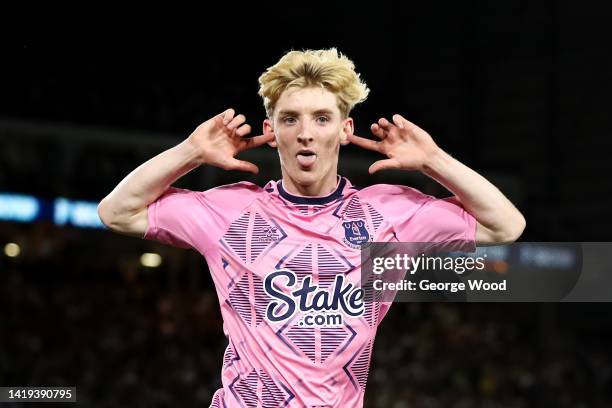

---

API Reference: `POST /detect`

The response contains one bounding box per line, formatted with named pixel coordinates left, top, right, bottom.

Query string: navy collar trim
left=278, top=177, right=346, bottom=205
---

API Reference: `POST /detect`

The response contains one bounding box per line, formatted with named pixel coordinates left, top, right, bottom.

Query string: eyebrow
left=278, top=109, right=335, bottom=116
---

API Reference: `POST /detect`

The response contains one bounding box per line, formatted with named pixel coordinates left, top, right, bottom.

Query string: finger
left=369, top=159, right=399, bottom=174
left=348, top=134, right=380, bottom=152
left=235, top=123, right=252, bottom=137
left=227, top=114, right=246, bottom=131
left=222, top=108, right=235, bottom=125
left=377, top=117, right=394, bottom=131
left=228, top=158, right=259, bottom=174
left=392, top=114, right=417, bottom=130
left=391, top=114, right=406, bottom=129
left=370, top=123, right=386, bottom=139
left=378, top=117, right=403, bottom=139
left=240, top=133, right=275, bottom=149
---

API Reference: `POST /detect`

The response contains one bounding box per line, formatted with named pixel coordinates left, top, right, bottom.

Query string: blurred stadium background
left=2, top=2, right=612, bottom=406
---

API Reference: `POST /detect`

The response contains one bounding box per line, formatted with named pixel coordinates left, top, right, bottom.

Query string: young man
left=98, top=49, right=525, bottom=407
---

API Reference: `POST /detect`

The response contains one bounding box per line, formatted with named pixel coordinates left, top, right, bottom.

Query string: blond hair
left=258, top=48, right=369, bottom=119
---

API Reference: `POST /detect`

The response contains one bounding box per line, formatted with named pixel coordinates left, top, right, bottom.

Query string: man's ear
left=340, top=117, right=354, bottom=146
left=263, top=119, right=277, bottom=148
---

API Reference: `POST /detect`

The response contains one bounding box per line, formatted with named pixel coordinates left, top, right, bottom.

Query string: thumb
left=369, top=159, right=398, bottom=174
left=228, top=158, right=259, bottom=174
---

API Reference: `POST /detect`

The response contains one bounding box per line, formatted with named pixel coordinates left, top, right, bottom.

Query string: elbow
left=477, top=211, right=526, bottom=246
left=98, top=197, right=126, bottom=231
left=98, top=197, right=147, bottom=236
left=502, top=212, right=526, bottom=243
left=97, top=198, right=115, bottom=229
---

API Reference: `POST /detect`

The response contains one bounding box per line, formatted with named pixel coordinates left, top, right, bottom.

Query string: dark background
left=2, top=2, right=612, bottom=406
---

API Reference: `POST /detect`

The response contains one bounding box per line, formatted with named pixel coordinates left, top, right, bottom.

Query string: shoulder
left=188, top=181, right=266, bottom=217
left=157, top=182, right=264, bottom=212
left=159, top=182, right=263, bottom=200
left=356, top=183, right=432, bottom=205
left=200, top=181, right=264, bottom=201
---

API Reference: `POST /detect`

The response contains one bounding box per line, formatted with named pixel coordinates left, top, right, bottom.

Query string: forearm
left=422, top=148, right=526, bottom=240
left=98, top=138, right=202, bottom=226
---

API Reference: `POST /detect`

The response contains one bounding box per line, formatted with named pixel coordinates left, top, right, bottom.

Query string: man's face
left=264, top=87, right=353, bottom=190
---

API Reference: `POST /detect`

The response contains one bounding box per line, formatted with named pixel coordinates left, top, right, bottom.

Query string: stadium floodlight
left=140, top=253, right=162, bottom=268
left=4, top=242, right=20, bottom=258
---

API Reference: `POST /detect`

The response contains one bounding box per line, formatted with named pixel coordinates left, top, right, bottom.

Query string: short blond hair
left=258, top=48, right=369, bottom=119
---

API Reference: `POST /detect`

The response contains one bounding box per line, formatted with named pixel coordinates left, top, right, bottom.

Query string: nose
left=297, top=121, right=314, bottom=144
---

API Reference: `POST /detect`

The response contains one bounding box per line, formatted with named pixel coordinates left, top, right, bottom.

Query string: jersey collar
left=278, top=176, right=347, bottom=205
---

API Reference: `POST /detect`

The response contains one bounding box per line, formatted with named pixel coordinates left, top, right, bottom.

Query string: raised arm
left=97, top=108, right=273, bottom=237
left=348, top=114, right=526, bottom=245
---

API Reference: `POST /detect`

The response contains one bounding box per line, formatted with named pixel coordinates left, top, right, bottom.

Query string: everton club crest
left=342, top=220, right=373, bottom=249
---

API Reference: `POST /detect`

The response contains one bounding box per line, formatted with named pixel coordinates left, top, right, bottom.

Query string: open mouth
left=296, top=150, right=317, bottom=167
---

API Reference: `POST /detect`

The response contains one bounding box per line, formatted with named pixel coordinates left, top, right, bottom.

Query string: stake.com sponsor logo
left=263, top=269, right=364, bottom=327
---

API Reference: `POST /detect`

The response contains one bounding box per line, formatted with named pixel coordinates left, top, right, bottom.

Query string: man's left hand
left=348, top=114, right=441, bottom=174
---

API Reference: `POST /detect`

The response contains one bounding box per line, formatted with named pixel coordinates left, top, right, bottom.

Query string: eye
left=282, top=116, right=296, bottom=125
left=316, top=116, right=330, bottom=124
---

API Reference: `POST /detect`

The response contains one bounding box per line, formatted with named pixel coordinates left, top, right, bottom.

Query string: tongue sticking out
left=297, top=154, right=316, bottom=167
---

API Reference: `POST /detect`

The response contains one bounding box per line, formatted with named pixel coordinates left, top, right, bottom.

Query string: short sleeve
left=144, top=187, right=208, bottom=250
left=361, top=184, right=477, bottom=252
left=396, top=195, right=477, bottom=252
left=144, top=183, right=262, bottom=254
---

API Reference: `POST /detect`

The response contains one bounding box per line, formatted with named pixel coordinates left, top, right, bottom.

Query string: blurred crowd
left=371, top=303, right=612, bottom=407
left=1, top=224, right=611, bottom=407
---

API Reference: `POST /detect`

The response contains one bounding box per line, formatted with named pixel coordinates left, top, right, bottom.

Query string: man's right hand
left=188, top=108, right=274, bottom=174
left=98, top=108, right=273, bottom=237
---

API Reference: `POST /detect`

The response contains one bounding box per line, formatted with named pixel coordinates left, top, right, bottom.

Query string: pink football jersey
left=145, top=176, right=476, bottom=407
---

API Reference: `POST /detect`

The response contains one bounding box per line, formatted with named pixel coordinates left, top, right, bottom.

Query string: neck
left=281, top=171, right=339, bottom=197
